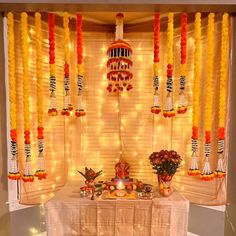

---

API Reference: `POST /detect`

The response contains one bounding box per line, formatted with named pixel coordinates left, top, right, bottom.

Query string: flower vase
left=157, top=174, right=174, bottom=197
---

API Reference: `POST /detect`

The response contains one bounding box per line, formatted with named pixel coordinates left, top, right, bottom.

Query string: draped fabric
left=9, top=14, right=228, bottom=205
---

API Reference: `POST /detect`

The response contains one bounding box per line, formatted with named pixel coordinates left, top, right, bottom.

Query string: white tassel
left=115, top=13, right=124, bottom=41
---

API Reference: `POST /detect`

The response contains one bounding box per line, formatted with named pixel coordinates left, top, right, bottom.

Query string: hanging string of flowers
left=7, top=12, right=21, bottom=180
left=151, top=13, right=161, bottom=115
left=61, top=12, right=73, bottom=116
left=48, top=13, right=57, bottom=116
left=163, top=13, right=175, bottom=118
left=188, top=12, right=201, bottom=177
left=177, top=13, right=188, bottom=114
left=201, top=13, right=215, bottom=181
left=75, top=14, right=86, bottom=117
left=215, top=13, right=229, bottom=179
left=21, top=12, right=34, bottom=182
left=34, top=12, right=47, bottom=180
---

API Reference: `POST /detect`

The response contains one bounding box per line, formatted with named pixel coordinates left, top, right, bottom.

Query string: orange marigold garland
left=151, top=13, right=161, bottom=115
left=215, top=13, right=229, bottom=178
left=21, top=12, right=34, bottom=182
left=48, top=13, right=57, bottom=116
left=188, top=13, right=201, bottom=177
left=61, top=12, right=73, bottom=116
left=201, top=13, right=215, bottom=181
left=34, top=13, right=47, bottom=180
left=7, top=12, right=21, bottom=180
left=177, top=13, right=188, bottom=114
left=163, top=13, right=175, bottom=118
left=75, top=14, right=86, bottom=117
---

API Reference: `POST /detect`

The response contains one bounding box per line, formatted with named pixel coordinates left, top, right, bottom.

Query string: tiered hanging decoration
left=75, top=13, right=86, bottom=117
left=163, top=13, right=175, bottom=118
left=201, top=13, right=215, bottom=181
left=215, top=13, right=229, bottom=178
left=106, top=13, right=133, bottom=93
left=177, top=13, right=188, bottom=114
left=34, top=12, right=47, bottom=180
left=188, top=13, right=201, bottom=177
left=61, top=12, right=73, bottom=116
left=21, top=12, right=34, bottom=182
left=48, top=13, right=58, bottom=116
left=7, top=12, right=21, bottom=180
left=151, top=13, right=161, bottom=115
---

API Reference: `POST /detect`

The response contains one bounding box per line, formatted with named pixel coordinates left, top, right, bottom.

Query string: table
left=45, top=182, right=189, bottom=236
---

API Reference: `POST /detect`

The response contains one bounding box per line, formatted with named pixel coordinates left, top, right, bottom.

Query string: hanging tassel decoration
left=163, top=13, right=175, bottom=118
left=21, top=12, right=34, bottom=182
left=151, top=13, right=161, bottom=115
left=61, top=12, right=73, bottom=116
left=7, top=12, right=21, bottom=180
left=201, top=13, right=215, bottom=181
left=48, top=13, right=57, bottom=116
left=215, top=13, right=229, bottom=178
left=177, top=13, right=188, bottom=114
left=75, top=14, right=86, bottom=117
left=188, top=13, right=201, bottom=176
left=34, top=13, right=47, bottom=180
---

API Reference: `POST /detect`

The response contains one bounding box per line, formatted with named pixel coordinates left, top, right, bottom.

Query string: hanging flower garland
left=163, top=13, right=175, bottom=118
left=201, top=13, right=215, bottom=181
left=61, top=12, right=73, bottom=116
left=215, top=13, right=229, bottom=178
left=75, top=14, right=86, bottom=117
left=21, top=12, right=34, bottom=182
left=34, top=12, right=47, bottom=180
left=151, top=13, right=161, bottom=115
left=188, top=12, right=201, bottom=177
left=7, top=12, right=21, bottom=180
left=48, top=13, right=57, bottom=116
left=177, top=13, right=188, bottom=114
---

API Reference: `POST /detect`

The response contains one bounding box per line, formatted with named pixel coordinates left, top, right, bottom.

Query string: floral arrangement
left=34, top=12, right=47, bottom=180
left=177, top=13, right=188, bottom=114
left=7, top=12, right=21, bottom=180
left=75, top=14, right=86, bottom=117
left=163, top=13, right=175, bottom=118
left=48, top=13, right=57, bottom=116
left=151, top=13, right=161, bottom=115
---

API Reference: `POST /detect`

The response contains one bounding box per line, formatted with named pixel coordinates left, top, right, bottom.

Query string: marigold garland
left=34, top=12, right=47, bottom=180
left=215, top=13, right=229, bottom=178
left=201, top=13, right=215, bottom=181
left=75, top=14, right=86, bottom=117
left=188, top=13, right=201, bottom=177
left=21, top=12, right=34, bottom=182
left=48, top=13, right=57, bottom=116
left=163, top=13, right=175, bottom=118
left=7, top=12, right=21, bottom=180
left=151, top=13, right=161, bottom=115
left=177, top=13, right=188, bottom=114
left=61, top=12, right=73, bottom=116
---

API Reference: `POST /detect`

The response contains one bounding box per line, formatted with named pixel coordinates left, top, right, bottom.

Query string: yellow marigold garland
left=21, top=12, right=34, bottom=182
left=201, top=13, right=215, bottom=181
left=215, top=13, right=229, bottom=178
left=7, top=12, right=21, bottom=180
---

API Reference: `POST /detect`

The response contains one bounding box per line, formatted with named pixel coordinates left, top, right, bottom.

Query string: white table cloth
left=45, top=182, right=189, bottom=236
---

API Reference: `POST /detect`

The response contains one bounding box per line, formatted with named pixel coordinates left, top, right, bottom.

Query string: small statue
left=115, top=159, right=130, bottom=179
left=78, top=167, right=102, bottom=188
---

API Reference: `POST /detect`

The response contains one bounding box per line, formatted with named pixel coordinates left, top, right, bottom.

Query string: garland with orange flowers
left=201, top=13, right=215, bottom=181
left=21, top=12, right=34, bottom=182
left=163, top=13, right=175, bottom=118
left=151, top=13, right=161, bottom=115
left=75, top=14, right=86, bottom=117
left=188, top=12, right=201, bottom=177
left=48, top=13, right=57, bottom=116
left=61, top=12, right=73, bottom=116
left=215, top=13, right=229, bottom=178
left=177, top=13, right=188, bottom=114
left=34, top=12, right=47, bottom=180
left=7, top=12, right=21, bottom=180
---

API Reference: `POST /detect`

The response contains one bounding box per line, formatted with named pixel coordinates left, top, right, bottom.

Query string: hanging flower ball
left=75, top=109, right=86, bottom=117
left=151, top=106, right=161, bottom=114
